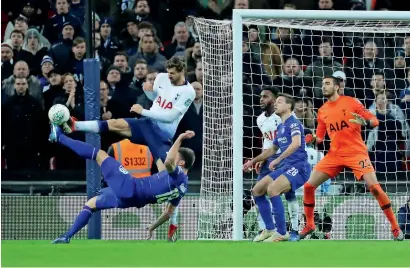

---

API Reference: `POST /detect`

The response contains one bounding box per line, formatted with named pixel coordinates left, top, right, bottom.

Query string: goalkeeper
left=301, top=76, right=404, bottom=241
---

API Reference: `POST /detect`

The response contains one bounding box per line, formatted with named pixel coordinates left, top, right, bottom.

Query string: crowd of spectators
left=1, top=0, right=409, bottom=176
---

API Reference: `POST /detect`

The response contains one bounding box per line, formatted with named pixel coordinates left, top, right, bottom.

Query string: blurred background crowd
left=1, top=0, right=409, bottom=186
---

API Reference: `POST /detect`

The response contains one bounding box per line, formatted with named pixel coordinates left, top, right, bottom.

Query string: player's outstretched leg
left=49, top=124, right=97, bottom=160
left=301, top=170, right=330, bottom=239
left=364, top=173, right=404, bottom=241
left=63, top=117, right=131, bottom=137
left=252, top=177, right=276, bottom=242
left=263, top=175, right=291, bottom=242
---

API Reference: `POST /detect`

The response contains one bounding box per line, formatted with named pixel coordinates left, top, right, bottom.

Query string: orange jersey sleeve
left=352, top=98, right=379, bottom=127
left=317, top=96, right=369, bottom=155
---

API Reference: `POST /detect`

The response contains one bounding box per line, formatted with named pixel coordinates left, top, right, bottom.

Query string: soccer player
left=49, top=125, right=195, bottom=244
left=62, top=56, right=195, bottom=165
left=244, top=93, right=311, bottom=242
left=252, top=87, right=300, bottom=241
left=301, top=76, right=404, bottom=241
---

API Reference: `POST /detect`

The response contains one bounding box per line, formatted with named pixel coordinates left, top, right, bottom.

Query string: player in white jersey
left=247, top=87, right=300, bottom=242
left=60, top=56, right=195, bottom=241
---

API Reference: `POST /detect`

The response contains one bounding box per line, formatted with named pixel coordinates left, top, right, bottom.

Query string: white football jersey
left=256, top=112, right=281, bottom=150
left=150, top=73, right=195, bottom=139
left=305, top=147, right=324, bottom=169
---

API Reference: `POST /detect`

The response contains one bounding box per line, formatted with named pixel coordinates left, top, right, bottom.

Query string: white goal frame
left=231, top=9, right=410, bottom=241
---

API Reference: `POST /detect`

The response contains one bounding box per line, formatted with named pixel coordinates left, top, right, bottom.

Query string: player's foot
left=300, top=224, right=316, bottom=240
left=253, top=229, right=275, bottom=242
left=168, top=224, right=178, bottom=242
left=288, top=230, right=300, bottom=242
left=52, top=236, right=70, bottom=244
left=62, top=116, right=77, bottom=134
left=263, top=231, right=290, bottom=242
left=393, top=229, right=404, bottom=241
left=48, top=124, right=62, bottom=143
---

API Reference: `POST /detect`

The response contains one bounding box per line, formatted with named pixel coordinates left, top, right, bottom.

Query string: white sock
left=169, top=207, right=178, bottom=225
left=257, top=213, right=266, bottom=230
left=74, top=121, right=100, bottom=133
left=288, top=200, right=299, bottom=232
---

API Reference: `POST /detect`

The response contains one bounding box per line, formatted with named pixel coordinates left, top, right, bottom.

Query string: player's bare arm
left=243, top=145, right=278, bottom=171
left=147, top=203, right=177, bottom=239
left=269, top=134, right=301, bottom=170
left=165, top=131, right=195, bottom=173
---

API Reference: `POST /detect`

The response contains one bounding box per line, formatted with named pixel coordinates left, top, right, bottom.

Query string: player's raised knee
left=85, top=196, right=97, bottom=209
left=107, top=119, right=129, bottom=131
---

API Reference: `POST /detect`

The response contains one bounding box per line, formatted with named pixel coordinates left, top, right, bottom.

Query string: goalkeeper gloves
left=349, top=112, right=368, bottom=126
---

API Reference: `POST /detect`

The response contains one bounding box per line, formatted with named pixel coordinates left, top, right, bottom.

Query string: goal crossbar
left=231, top=9, right=410, bottom=241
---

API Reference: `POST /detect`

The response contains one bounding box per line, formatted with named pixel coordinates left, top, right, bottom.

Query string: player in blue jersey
left=49, top=125, right=195, bottom=244
left=243, top=93, right=311, bottom=242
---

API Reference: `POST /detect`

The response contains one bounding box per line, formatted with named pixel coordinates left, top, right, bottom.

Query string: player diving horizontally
left=62, top=56, right=195, bottom=240
left=301, top=76, right=404, bottom=241
left=243, top=93, right=311, bottom=242
left=249, top=87, right=300, bottom=241
left=50, top=127, right=196, bottom=244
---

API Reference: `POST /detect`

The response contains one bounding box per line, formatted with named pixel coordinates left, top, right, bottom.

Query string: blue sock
left=254, top=196, right=275, bottom=230
left=270, top=196, right=287, bottom=235
left=65, top=206, right=93, bottom=238
left=58, top=134, right=97, bottom=160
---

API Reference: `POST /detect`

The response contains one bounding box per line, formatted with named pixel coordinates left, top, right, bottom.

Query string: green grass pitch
left=2, top=240, right=410, bottom=267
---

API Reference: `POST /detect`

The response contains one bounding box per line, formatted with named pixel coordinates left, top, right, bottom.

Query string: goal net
left=194, top=11, right=410, bottom=240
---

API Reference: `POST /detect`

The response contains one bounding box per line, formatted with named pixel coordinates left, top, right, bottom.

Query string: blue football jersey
left=135, top=167, right=188, bottom=207
left=273, top=115, right=307, bottom=165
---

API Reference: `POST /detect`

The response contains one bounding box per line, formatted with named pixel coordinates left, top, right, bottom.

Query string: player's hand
left=349, top=112, right=367, bottom=126
left=268, top=158, right=280, bottom=171
left=143, top=82, right=154, bottom=91
left=130, top=104, right=144, bottom=114
left=102, top=111, right=112, bottom=120
left=146, top=227, right=153, bottom=240
left=178, top=130, right=195, bottom=140
left=254, top=161, right=263, bottom=174
left=305, top=134, right=316, bottom=144
left=243, top=159, right=253, bottom=172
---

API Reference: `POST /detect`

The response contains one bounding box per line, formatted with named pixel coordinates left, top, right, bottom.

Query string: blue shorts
left=123, top=118, right=172, bottom=162
left=257, top=156, right=278, bottom=181
left=268, top=162, right=311, bottom=192
left=96, top=157, right=145, bottom=209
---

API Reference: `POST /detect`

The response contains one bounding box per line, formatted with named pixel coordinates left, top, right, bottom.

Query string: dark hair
left=10, top=29, right=24, bottom=39
left=277, top=93, right=295, bottom=110
left=179, top=147, right=195, bottom=170
left=323, top=75, right=341, bottom=87
left=73, top=37, right=86, bottom=46
left=115, top=51, right=129, bottom=61
left=166, top=56, right=186, bottom=72
left=147, top=67, right=158, bottom=74
left=320, top=37, right=332, bottom=46
left=137, top=21, right=156, bottom=34
left=262, top=86, right=279, bottom=97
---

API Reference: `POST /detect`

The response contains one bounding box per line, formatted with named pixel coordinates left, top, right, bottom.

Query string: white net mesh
left=195, top=16, right=410, bottom=240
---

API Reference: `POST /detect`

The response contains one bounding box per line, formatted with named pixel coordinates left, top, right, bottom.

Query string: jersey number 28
left=155, top=188, right=179, bottom=204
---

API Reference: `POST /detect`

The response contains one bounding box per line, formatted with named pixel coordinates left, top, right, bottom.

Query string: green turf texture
left=2, top=240, right=410, bottom=267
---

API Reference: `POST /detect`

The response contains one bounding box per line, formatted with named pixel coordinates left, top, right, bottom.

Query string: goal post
left=195, top=10, right=410, bottom=241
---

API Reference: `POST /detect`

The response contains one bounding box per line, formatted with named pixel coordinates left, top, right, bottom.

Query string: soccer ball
left=48, top=104, right=70, bottom=125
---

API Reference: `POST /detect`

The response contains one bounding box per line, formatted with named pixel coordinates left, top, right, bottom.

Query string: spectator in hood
left=49, top=22, right=75, bottom=73
left=5, top=15, right=50, bottom=48
left=121, top=18, right=140, bottom=53
left=99, top=17, right=120, bottom=61
left=43, top=0, right=84, bottom=44
left=1, top=40, right=14, bottom=82
left=16, top=28, right=49, bottom=76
